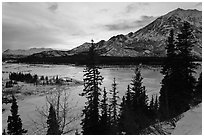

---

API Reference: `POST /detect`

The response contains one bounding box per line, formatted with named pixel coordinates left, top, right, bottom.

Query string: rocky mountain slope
left=68, top=8, right=201, bottom=58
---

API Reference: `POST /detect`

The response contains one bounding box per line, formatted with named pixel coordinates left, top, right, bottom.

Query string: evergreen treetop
left=47, top=104, right=61, bottom=135
left=7, top=95, right=27, bottom=135
left=80, top=40, right=103, bottom=135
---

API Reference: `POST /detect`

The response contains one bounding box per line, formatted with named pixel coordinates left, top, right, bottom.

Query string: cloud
left=194, top=3, right=202, bottom=10
left=125, top=3, right=149, bottom=13
left=2, top=18, right=67, bottom=50
left=97, top=8, right=109, bottom=13
left=104, top=15, right=156, bottom=31
left=48, top=2, right=58, bottom=13
left=2, top=2, right=201, bottom=51
left=134, top=15, right=156, bottom=27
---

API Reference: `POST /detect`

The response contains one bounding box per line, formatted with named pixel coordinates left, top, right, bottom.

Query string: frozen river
left=2, top=63, right=201, bottom=134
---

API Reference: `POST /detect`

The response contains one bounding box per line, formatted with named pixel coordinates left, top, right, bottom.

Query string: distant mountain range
left=3, top=48, right=53, bottom=59
left=3, top=8, right=202, bottom=62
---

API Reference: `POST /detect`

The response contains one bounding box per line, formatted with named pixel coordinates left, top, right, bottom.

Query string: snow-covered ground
left=172, top=103, right=202, bottom=135
left=142, top=103, right=202, bottom=135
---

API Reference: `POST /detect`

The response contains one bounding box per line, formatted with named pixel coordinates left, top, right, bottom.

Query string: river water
left=2, top=63, right=201, bottom=134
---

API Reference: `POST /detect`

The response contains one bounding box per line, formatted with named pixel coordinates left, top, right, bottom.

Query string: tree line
left=8, top=72, right=63, bottom=86
left=9, top=72, right=39, bottom=85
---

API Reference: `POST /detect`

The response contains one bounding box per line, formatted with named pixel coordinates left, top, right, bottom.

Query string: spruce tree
left=119, top=67, right=150, bottom=134
left=159, top=29, right=180, bottom=119
left=159, top=23, right=198, bottom=120
left=109, top=78, right=120, bottom=134
left=119, top=86, right=133, bottom=134
left=7, top=95, right=27, bottom=135
left=131, top=67, right=150, bottom=132
left=131, top=67, right=148, bottom=111
left=46, top=104, right=61, bottom=135
left=176, top=22, right=197, bottom=107
left=154, top=95, right=159, bottom=112
left=161, top=29, right=177, bottom=75
left=45, top=76, right=49, bottom=85
left=80, top=40, right=103, bottom=135
left=119, top=96, right=126, bottom=134
left=149, top=95, right=154, bottom=112
left=125, top=85, right=131, bottom=106
left=99, top=87, right=109, bottom=134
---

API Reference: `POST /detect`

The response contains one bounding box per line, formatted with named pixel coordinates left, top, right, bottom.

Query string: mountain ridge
left=66, top=8, right=201, bottom=58
left=3, top=8, right=202, bottom=61
left=2, top=48, right=54, bottom=59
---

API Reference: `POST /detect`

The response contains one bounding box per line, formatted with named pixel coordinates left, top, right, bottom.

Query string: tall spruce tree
left=154, top=95, right=159, bottom=112
left=159, top=23, right=198, bottom=120
left=80, top=40, right=103, bottom=135
left=131, top=67, right=148, bottom=111
left=47, top=104, right=61, bottom=135
left=119, top=85, right=134, bottom=134
left=99, top=87, right=109, bottom=134
left=149, top=95, right=154, bottom=112
left=159, top=29, right=176, bottom=119
left=125, top=85, right=131, bottom=106
left=109, top=78, right=120, bottom=134
left=176, top=22, right=197, bottom=107
left=7, top=95, right=27, bottom=135
left=119, top=67, right=151, bottom=134
left=131, top=67, right=150, bottom=132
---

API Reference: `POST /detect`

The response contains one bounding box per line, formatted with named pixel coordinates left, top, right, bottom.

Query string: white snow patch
left=172, top=103, right=202, bottom=135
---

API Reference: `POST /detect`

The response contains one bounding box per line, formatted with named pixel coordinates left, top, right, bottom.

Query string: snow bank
left=172, top=103, right=202, bottom=135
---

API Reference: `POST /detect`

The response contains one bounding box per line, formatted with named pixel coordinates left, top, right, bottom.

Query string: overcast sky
left=2, top=2, right=202, bottom=51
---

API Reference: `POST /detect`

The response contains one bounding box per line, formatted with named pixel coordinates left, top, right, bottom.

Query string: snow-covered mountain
left=68, top=8, right=201, bottom=58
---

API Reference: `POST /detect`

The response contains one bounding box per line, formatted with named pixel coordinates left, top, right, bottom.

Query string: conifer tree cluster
left=9, top=72, right=39, bottom=84
left=159, top=22, right=199, bottom=120
left=80, top=21, right=200, bottom=135
left=119, top=67, right=156, bottom=134
left=80, top=41, right=121, bottom=135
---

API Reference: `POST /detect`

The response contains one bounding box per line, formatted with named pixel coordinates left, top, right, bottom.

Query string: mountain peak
left=175, top=8, right=184, bottom=11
